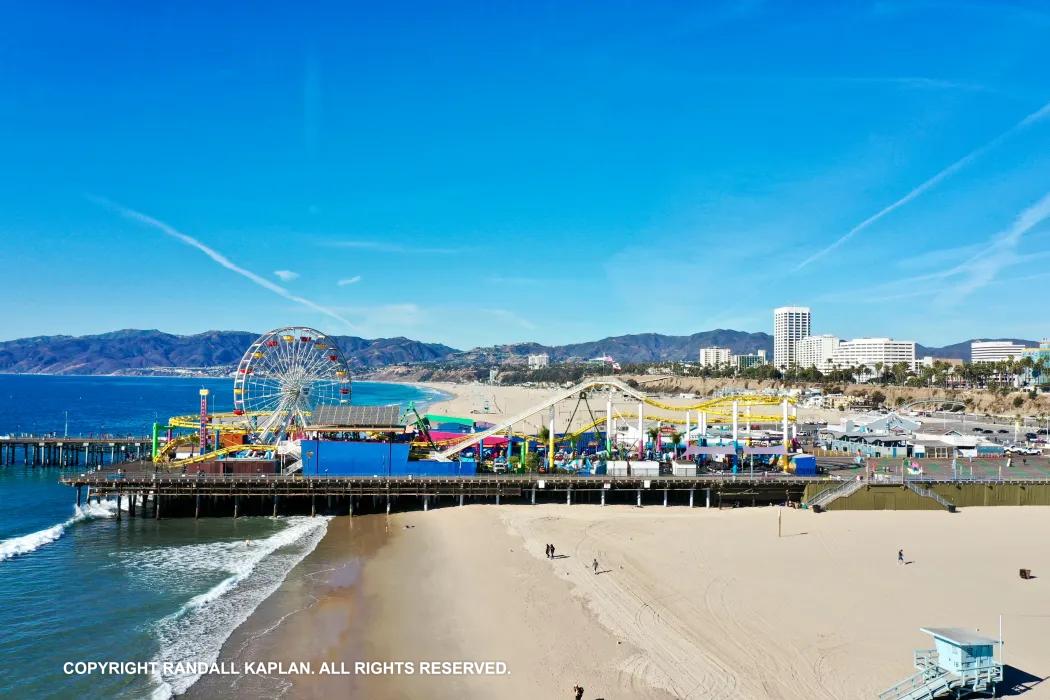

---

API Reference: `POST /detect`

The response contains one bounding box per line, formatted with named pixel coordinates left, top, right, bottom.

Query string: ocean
left=0, top=374, right=444, bottom=699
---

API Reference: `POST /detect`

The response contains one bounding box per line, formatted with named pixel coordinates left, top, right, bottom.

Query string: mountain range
left=0, top=329, right=1037, bottom=375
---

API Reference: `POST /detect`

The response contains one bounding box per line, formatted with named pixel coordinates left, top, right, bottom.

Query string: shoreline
left=186, top=505, right=1050, bottom=699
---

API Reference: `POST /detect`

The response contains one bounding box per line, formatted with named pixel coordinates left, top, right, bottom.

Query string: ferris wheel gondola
left=232, top=326, right=352, bottom=443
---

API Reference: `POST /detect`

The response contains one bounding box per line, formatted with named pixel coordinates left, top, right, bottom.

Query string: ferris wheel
left=232, top=326, right=351, bottom=442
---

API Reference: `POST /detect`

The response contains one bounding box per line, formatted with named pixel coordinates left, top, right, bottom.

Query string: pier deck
left=1, top=435, right=151, bottom=467
left=59, top=472, right=821, bottom=517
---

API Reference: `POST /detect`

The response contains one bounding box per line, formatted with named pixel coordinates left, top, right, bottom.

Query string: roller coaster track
left=434, top=377, right=795, bottom=459
left=159, top=443, right=278, bottom=468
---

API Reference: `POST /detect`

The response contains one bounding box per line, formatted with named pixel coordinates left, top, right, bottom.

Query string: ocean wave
left=149, top=516, right=330, bottom=699
left=0, top=500, right=117, bottom=563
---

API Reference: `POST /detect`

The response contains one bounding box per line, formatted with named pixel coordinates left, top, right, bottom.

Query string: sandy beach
left=194, top=504, right=1050, bottom=699
left=418, top=380, right=841, bottom=435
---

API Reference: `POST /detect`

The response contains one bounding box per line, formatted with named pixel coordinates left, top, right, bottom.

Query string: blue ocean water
left=0, top=375, right=444, bottom=699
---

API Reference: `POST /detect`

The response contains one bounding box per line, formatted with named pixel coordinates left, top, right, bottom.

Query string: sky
left=1, top=1, right=1049, bottom=349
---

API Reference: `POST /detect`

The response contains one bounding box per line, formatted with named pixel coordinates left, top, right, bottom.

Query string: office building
left=734, top=350, right=768, bottom=370
left=527, top=353, right=549, bottom=369
left=832, top=338, right=916, bottom=375
left=773, top=306, right=811, bottom=369
left=698, top=347, right=732, bottom=368
left=970, top=341, right=1028, bottom=364
left=796, top=335, right=840, bottom=373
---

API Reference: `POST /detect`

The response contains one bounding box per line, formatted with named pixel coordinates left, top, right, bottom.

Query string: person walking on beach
left=545, top=544, right=552, bottom=559
left=573, top=683, right=584, bottom=699
left=593, top=558, right=599, bottom=574
left=551, top=544, right=556, bottom=558
left=898, top=549, right=904, bottom=565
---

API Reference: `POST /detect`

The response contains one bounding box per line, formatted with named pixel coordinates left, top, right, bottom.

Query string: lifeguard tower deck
left=880, top=627, right=1002, bottom=699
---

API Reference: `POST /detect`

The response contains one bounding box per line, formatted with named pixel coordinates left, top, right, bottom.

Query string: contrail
left=91, top=196, right=356, bottom=329
left=794, top=99, right=1050, bottom=271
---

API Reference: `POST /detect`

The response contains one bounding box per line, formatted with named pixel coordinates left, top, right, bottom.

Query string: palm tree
left=646, top=426, right=660, bottom=455
left=671, top=431, right=683, bottom=457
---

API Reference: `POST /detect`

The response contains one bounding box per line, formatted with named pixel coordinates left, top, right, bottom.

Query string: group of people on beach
left=545, top=543, right=556, bottom=558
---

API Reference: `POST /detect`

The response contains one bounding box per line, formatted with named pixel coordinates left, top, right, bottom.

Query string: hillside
left=0, top=330, right=458, bottom=375
left=0, top=329, right=1035, bottom=376
left=451, top=330, right=774, bottom=366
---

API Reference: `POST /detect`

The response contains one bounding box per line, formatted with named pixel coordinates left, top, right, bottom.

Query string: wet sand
left=195, top=505, right=1050, bottom=699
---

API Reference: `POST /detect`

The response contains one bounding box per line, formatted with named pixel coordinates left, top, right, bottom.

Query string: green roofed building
left=425, top=414, right=475, bottom=428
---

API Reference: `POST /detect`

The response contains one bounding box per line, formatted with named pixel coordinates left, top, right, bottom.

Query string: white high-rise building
left=698, top=347, right=732, bottom=368
left=773, top=306, right=811, bottom=369
left=832, top=338, right=916, bottom=375
left=796, top=335, right=840, bottom=372
left=970, top=341, right=1027, bottom=364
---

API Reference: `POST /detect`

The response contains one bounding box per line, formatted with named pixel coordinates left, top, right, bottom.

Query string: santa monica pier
left=43, top=326, right=1050, bottom=518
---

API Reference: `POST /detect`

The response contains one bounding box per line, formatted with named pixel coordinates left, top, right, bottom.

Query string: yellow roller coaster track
left=158, top=443, right=279, bottom=468
left=165, top=392, right=790, bottom=434
left=410, top=408, right=794, bottom=449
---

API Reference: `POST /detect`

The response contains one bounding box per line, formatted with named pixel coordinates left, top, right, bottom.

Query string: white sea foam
left=0, top=500, right=117, bottom=563
left=148, top=516, right=330, bottom=699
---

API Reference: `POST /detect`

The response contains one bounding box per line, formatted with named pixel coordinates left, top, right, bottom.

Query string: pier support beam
left=663, top=488, right=668, bottom=507
left=310, top=495, right=316, bottom=517
left=195, top=493, right=201, bottom=519
left=154, top=494, right=161, bottom=520
left=531, top=487, right=536, bottom=505
left=689, top=488, right=695, bottom=508
left=386, top=498, right=391, bottom=515
left=348, top=497, right=353, bottom=516
left=233, top=497, right=239, bottom=519
left=566, top=488, right=572, bottom=506
left=273, top=495, right=278, bottom=517
left=129, top=495, right=136, bottom=518
left=637, top=489, right=642, bottom=507
left=76, top=486, right=82, bottom=508
left=705, top=488, right=711, bottom=509
left=423, top=495, right=429, bottom=511
left=495, top=493, right=500, bottom=505
left=115, top=493, right=122, bottom=521
left=600, top=489, right=606, bottom=506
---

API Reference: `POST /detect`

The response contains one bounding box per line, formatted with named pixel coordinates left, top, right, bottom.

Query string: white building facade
left=796, top=335, right=840, bottom=372
left=698, top=347, right=732, bottom=368
left=773, top=306, right=811, bottom=369
left=970, top=341, right=1027, bottom=364
left=832, top=338, right=916, bottom=375
left=526, top=353, right=549, bottom=369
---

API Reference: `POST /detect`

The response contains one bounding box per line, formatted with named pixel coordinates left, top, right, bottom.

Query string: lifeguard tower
left=880, top=627, right=1002, bottom=699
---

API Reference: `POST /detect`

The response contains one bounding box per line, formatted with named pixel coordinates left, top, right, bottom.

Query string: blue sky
left=1, top=1, right=1049, bottom=349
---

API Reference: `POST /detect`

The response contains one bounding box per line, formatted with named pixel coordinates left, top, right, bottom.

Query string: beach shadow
left=782, top=532, right=809, bottom=537
left=998, top=665, right=1045, bottom=696
left=905, top=561, right=915, bottom=565
left=552, top=554, right=570, bottom=559
left=596, top=569, right=613, bottom=575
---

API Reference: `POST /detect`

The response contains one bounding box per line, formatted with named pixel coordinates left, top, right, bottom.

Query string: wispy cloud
left=337, top=275, right=362, bottom=286
left=91, top=196, right=356, bottom=329
left=817, top=192, right=1050, bottom=305
left=941, top=191, right=1050, bottom=301
left=323, top=240, right=467, bottom=255
left=273, top=270, right=299, bottom=282
left=794, top=99, right=1050, bottom=271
